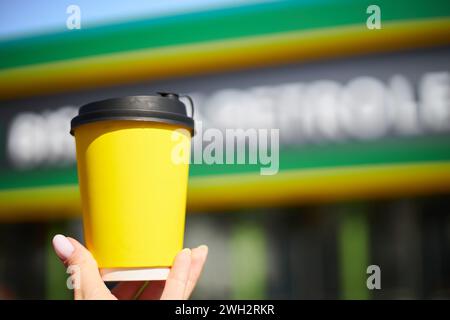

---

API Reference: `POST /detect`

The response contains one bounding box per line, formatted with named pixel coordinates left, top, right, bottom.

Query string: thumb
left=52, top=234, right=114, bottom=300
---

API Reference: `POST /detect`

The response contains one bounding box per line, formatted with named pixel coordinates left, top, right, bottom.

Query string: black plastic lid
left=70, top=93, right=194, bottom=135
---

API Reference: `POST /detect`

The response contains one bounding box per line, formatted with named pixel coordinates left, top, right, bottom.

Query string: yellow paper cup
left=70, top=93, right=194, bottom=281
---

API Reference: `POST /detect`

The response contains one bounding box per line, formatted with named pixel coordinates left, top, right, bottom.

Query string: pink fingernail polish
left=52, top=234, right=75, bottom=260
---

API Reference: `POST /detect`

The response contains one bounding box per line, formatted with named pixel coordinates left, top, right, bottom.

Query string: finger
left=161, top=248, right=191, bottom=300
left=112, top=281, right=145, bottom=300
left=52, top=234, right=114, bottom=300
left=184, top=245, right=208, bottom=299
left=137, top=280, right=165, bottom=300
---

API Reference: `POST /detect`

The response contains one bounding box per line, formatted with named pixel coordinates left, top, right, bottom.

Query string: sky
left=0, top=0, right=265, bottom=39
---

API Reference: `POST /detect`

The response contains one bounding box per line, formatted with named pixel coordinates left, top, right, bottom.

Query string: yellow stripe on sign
left=0, top=185, right=81, bottom=222
left=1, top=162, right=450, bottom=221
left=0, top=18, right=449, bottom=100
left=188, top=161, right=450, bottom=211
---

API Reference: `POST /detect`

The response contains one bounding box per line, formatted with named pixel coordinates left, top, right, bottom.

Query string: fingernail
left=178, top=248, right=191, bottom=259
left=52, top=234, right=75, bottom=260
left=197, top=245, right=209, bottom=253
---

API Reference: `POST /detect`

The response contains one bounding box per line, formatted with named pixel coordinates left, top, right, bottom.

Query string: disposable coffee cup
left=70, top=93, right=194, bottom=281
